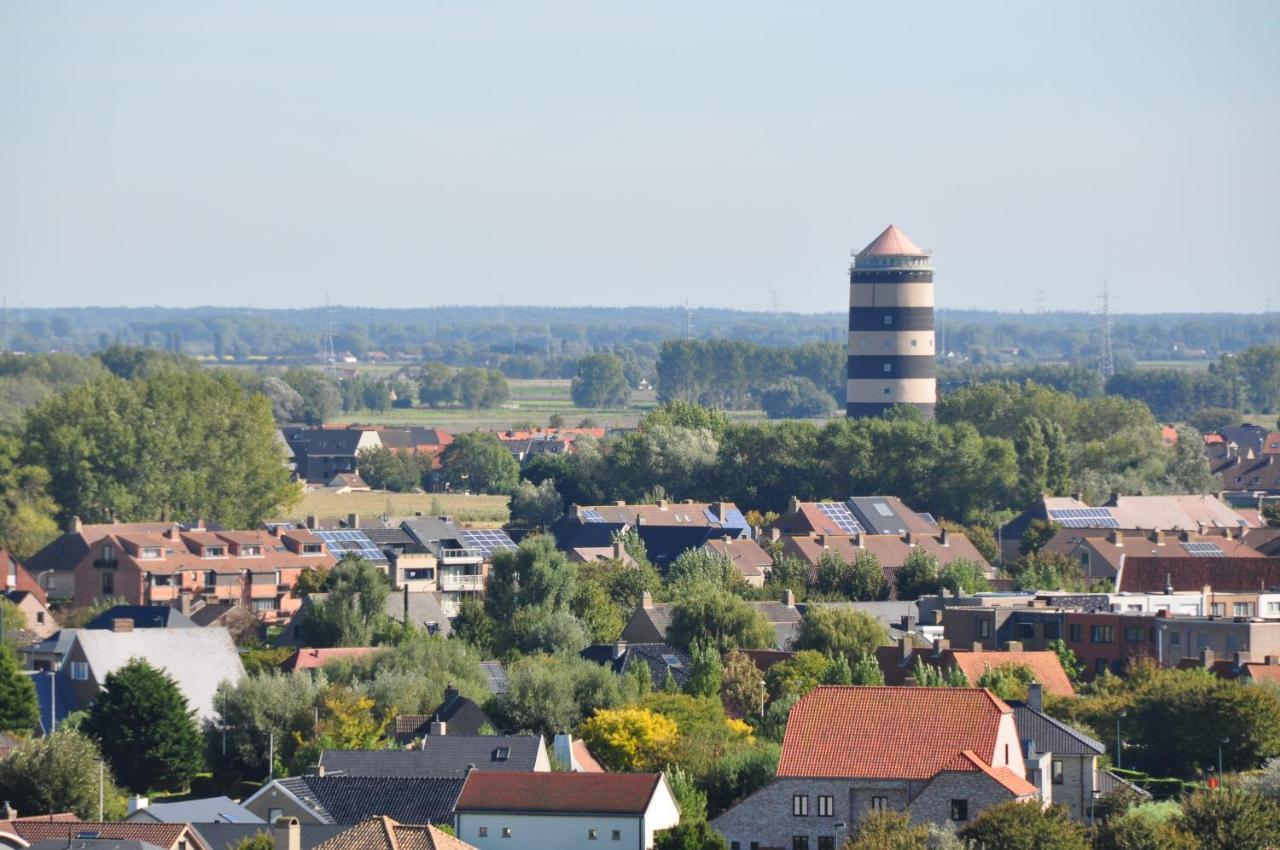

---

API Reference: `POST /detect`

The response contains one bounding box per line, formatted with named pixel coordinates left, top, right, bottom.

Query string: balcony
left=92, top=559, right=119, bottom=569
left=439, top=548, right=484, bottom=564
left=439, top=574, right=485, bottom=592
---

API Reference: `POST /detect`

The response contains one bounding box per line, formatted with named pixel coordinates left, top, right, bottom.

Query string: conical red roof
left=859, top=224, right=924, bottom=257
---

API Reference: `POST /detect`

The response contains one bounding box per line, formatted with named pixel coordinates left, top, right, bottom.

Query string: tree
left=1046, top=639, right=1084, bottom=683
left=485, top=534, right=578, bottom=620
left=498, top=655, right=628, bottom=738
left=1093, top=802, right=1196, bottom=850
left=958, top=801, right=1088, bottom=850
left=508, top=478, right=564, bottom=530
left=653, top=822, right=728, bottom=850
left=842, top=810, right=929, bottom=850
left=572, top=353, right=631, bottom=408
left=850, top=652, right=885, bottom=685
left=0, top=644, right=39, bottom=733
left=576, top=707, right=678, bottom=771
left=758, top=377, right=836, bottom=420
left=937, top=559, right=990, bottom=595
left=667, top=548, right=741, bottom=594
left=893, top=550, right=941, bottom=599
left=721, top=651, right=763, bottom=717
left=664, top=765, right=708, bottom=822
left=299, top=556, right=391, bottom=647
left=666, top=593, right=775, bottom=653
left=23, top=370, right=298, bottom=527
left=229, top=834, right=275, bottom=850
left=259, top=376, right=305, bottom=422
left=290, top=684, right=387, bottom=774
left=764, top=650, right=831, bottom=702
left=356, top=446, right=422, bottom=492
left=0, top=434, right=59, bottom=560
left=83, top=659, right=204, bottom=793
left=976, top=662, right=1037, bottom=702
left=1188, top=406, right=1240, bottom=435
left=440, top=431, right=520, bottom=494
left=0, top=730, right=127, bottom=819
left=1178, top=786, right=1280, bottom=850
left=685, top=640, right=723, bottom=699
left=703, top=742, right=779, bottom=816
left=792, top=606, right=887, bottom=660
left=206, top=672, right=326, bottom=782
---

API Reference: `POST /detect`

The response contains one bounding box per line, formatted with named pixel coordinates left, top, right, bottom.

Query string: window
left=588, top=829, right=598, bottom=840
left=268, top=809, right=282, bottom=822
left=950, top=800, right=968, bottom=822
left=792, top=838, right=809, bottom=850
left=882, top=363, right=892, bottom=373
left=204, top=571, right=216, bottom=588
left=303, top=543, right=323, bottom=554
left=492, top=747, right=510, bottom=761
left=818, top=839, right=835, bottom=850
left=1018, top=622, right=1035, bottom=639
left=140, top=547, right=162, bottom=560
left=36, top=611, right=44, bottom=624
left=405, top=568, right=435, bottom=580
left=910, top=339, right=918, bottom=348
left=1052, top=760, right=1064, bottom=785
left=1170, top=630, right=1181, bottom=646
left=205, top=546, right=226, bottom=558
left=101, top=571, right=113, bottom=595
left=793, top=795, right=809, bottom=816
left=612, top=832, right=621, bottom=841
left=1095, top=658, right=1109, bottom=675
left=1235, top=603, right=1256, bottom=617
left=1091, top=625, right=1114, bottom=644
left=477, top=828, right=488, bottom=838
left=1212, top=603, right=1225, bottom=617
left=883, top=315, right=893, bottom=326
left=1044, top=622, right=1061, bottom=639
left=501, top=828, right=511, bottom=838
left=1197, top=632, right=1210, bottom=649
left=1069, top=623, right=1084, bottom=642
left=883, top=388, right=891, bottom=395
left=871, top=796, right=888, bottom=810
left=818, top=795, right=833, bottom=816
left=1124, top=626, right=1145, bottom=642
left=241, top=545, right=261, bottom=556
left=978, top=619, right=992, bottom=638
left=252, top=599, right=275, bottom=612
left=732, top=844, right=740, bottom=850
left=101, top=544, right=116, bottom=563
left=71, top=661, right=89, bottom=681
left=153, top=575, right=172, bottom=587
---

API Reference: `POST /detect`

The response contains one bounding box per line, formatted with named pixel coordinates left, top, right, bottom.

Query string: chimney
left=904, top=532, right=916, bottom=547
left=656, top=499, right=669, bottom=510
left=853, top=532, right=865, bottom=549
left=613, top=640, right=628, bottom=661
left=1151, top=529, right=1165, bottom=546
left=429, top=720, right=447, bottom=736
left=783, top=588, right=796, bottom=608
left=111, top=618, right=134, bottom=633
left=641, top=591, right=653, bottom=610
left=127, top=795, right=149, bottom=815
left=1027, top=682, right=1044, bottom=713
left=1234, top=651, right=1250, bottom=671
left=274, top=817, right=301, bottom=850
left=1267, top=656, right=1280, bottom=666
left=613, top=500, right=626, bottom=507
left=971, top=641, right=984, bottom=653
left=903, top=676, right=917, bottom=687
left=66, top=516, right=82, bottom=536
left=1164, top=573, right=1174, bottom=595
left=1198, top=521, right=1207, bottom=536
left=0, top=802, right=15, bottom=820
left=1070, top=492, right=1083, bottom=502
left=715, top=502, right=728, bottom=522
left=787, top=496, right=800, bottom=515
left=900, top=614, right=915, bottom=632
left=305, top=515, right=318, bottom=530
left=816, top=534, right=827, bottom=548
left=347, top=513, right=359, bottom=529
left=1006, top=640, right=1023, bottom=652
left=769, top=528, right=781, bottom=543
left=899, top=637, right=912, bottom=662
left=178, top=593, right=192, bottom=615
left=1109, top=530, right=1123, bottom=547
left=933, top=638, right=950, bottom=657
left=1200, top=648, right=1215, bottom=669
left=940, top=528, right=950, bottom=547
left=1107, top=492, right=1121, bottom=507
left=444, top=683, right=460, bottom=707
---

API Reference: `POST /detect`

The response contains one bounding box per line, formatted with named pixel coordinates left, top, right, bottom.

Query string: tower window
left=883, top=388, right=891, bottom=395
left=911, top=339, right=918, bottom=348
left=883, top=315, right=893, bottom=325
left=882, top=363, right=891, bottom=373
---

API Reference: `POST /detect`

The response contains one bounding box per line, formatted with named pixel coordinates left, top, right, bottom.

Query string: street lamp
left=1115, top=710, right=1127, bottom=770
left=759, top=680, right=766, bottom=719
left=95, top=757, right=105, bottom=820
left=46, top=669, right=56, bottom=735
left=1219, top=736, right=1230, bottom=780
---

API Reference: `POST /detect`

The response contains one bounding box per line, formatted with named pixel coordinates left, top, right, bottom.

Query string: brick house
left=712, top=686, right=1038, bottom=849
left=873, top=638, right=1075, bottom=696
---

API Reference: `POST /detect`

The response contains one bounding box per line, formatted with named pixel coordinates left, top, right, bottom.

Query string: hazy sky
left=2, top=2, right=1277, bottom=313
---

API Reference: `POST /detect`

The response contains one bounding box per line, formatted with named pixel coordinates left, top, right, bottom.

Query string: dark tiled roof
left=191, top=825, right=347, bottom=850
left=189, top=603, right=238, bottom=627
left=319, top=737, right=543, bottom=778
left=1008, top=702, right=1104, bottom=756
left=278, top=776, right=334, bottom=822
left=303, top=777, right=464, bottom=826
left=14, top=824, right=200, bottom=850
left=312, top=817, right=470, bottom=850
left=456, top=772, right=661, bottom=815
left=580, top=643, right=693, bottom=689
left=28, top=841, right=166, bottom=850
left=85, top=605, right=198, bottom=630
left=1116, top=556, right=1280, bottom=593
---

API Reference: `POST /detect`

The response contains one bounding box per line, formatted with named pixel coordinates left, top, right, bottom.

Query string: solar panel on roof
left=313, top=529, right=387, bottom=561
left=872, top=502, right=894, bottom=518
left=581, top=509, right=605, bottom=523
left=460, top=529, right=517, bottom=555
left=816, top=503, right=864, bottom=534
left=1048, top=508, right=1120, bottom=528
left=1183, top=542, right=1225, bottom=557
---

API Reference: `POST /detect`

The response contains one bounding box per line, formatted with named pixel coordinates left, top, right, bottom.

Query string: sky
left=1, top=2, right=1277, bottom=313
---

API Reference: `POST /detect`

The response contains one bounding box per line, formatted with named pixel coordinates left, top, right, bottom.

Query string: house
left=190, top=823, right=346, bottom=850
left=704, top=538, right=773, bottom=588
left=619, top=590, right=802, bottom=649
left=1042, top=528, right=1264, bottom=583
left=126, top=797, right=263, bottom=824
left=280, top=427, right=383, bottom=484
left=495, top=428, right=605, bottom=465
left=400, top=517, right=516, bottom=615
left=85, top=605, right=198, bottom=630
left=551, top=733, right=605, bottom=773
left=318, top=737, right=550, bottom=777
left=26, top=840, right=167, bottom=850
left=553, top=500, right=751, bottom=569
left=243, top=775, right=465, bottom=826
left=49, top=625, right=245, bottom=721
left=326, top=474, right=371, bottom=493
left=776, top=529, right=992, bottom=596
left=873, top=639, right=1075, bottom=696
left=453, top=772, right=680, bottom=850
left=712, top=686, right=1038, bottom=847
left=9, top=823, right=209, bottom=850
left=580, top=641, right=694, bottom=690
left=567, top=541, right=635, bottom=567
left=1114, top=556, right=1280, bottom=594
left=281, top=648, right=381, bottom=674
left=393, top=684, right=496, bottom=744
left=309, top=816, right=474, bottom=850
left=771, top=496, right=941, bottom=537
left=1009, top=684, right=1142, bottom=822
left=23, top=518, right=337, bottom=622
left=2, top=551, right=56, bottom=638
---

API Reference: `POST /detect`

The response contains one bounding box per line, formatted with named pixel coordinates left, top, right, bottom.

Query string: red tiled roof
left=456, top=772, right=660, bottom=815
left=313, top=816, right=473, bottom=850
left=14, top=823, right=201, bottom=850
left=777, top=686, right=1011, bottom=780
left=571, top=740, right=605, bottom=773
left=952, top=751, right=1039, bottom=797
left=1242, top=663, right=1280, bottom=683
left=859, top=225, right=925, bottom=257
left=1116, top=556, right=1280, bottom=593
left=282, top=647, right=380, bottom=671
left=943, top=650, right=1074, bottom=697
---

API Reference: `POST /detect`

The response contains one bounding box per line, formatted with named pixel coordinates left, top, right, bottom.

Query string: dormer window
left=302, top=543, right=323, bottom=555
left=204, top=546, right=226, bottom=558
left=140, top=547, right=162, bottom=560
left=492, top=747, right=510, bottom=761
left=240, top=545, right=261, bottom=557
left=101, top=544, right=116, bottom=563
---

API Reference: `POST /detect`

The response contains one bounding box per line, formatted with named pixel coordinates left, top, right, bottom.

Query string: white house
left=454, top=771, right=680, bottom=850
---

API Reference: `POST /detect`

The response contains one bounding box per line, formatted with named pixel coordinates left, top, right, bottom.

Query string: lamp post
left=95, top=757, right=105, bottom=820
left=1219, top=736, right=1230, bottom=780
left=47, top=669, right=55, bottom=735
left=1115, top=710, right=1127, bottom=770
left=759, top=680, right=766, bottom=719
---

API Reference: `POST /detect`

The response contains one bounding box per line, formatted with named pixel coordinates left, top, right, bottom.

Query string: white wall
left=457, top=814, right=642, bottom=850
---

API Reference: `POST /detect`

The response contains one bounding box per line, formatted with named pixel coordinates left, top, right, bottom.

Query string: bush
left=958, top=801, right=1088, bottom=850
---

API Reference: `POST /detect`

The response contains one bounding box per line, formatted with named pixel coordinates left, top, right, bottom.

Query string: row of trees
left=1106, top=345, right=1280, bottom=420
left=656, top=339, right=843, bottom=410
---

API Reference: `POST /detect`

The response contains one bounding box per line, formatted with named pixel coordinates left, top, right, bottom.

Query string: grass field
left=1132, top=360, right=1212, bottom=372
left=293, top=490, right=509, bottom=525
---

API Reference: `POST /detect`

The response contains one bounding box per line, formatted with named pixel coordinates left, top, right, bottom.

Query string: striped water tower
left=846, top=224, right=937, bottom=419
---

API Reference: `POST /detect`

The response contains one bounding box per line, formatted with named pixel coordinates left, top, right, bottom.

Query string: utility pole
left=323, top=292, right=338, bottom=380
left=1097, top=282, right=1115, bottom=379
left=268, top=731, right=275, bottom=782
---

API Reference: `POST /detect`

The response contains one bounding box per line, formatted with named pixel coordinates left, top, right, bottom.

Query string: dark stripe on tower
left=848, top=306, right=935, bottom=332
left=847, top=355, right=937, bottom=379
left=850, top=270, right=934, bottom=284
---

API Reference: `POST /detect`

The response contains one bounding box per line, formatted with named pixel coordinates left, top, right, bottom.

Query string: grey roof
left=29, top=840, right=167, bottom=850
left=85, top=605, right=198, bottom=630
left=362, top=527, right=418, bottom=551
left=846, top=496, right=933, bottom=535
left=581, top=643, right=693, bottom=689
left=1008, top=702, right=1105, bottom=756
left=130, top=797, right=262, bottom=824
left=189, top=602, right=238, bottom=627
left=401, top=517, right=466, bottom=553
left=480, top=661, right=509, bottom=695
left=303, top=776, right=464, bottom=825
left=387, top=590, right=452, bottom=637
left=633, top=600, right=800, bottom=649
left=319, top=737, right=544, bottom=777
left=276, top=776, right=335, bottom=822
left=191, top=824, right=347, bottom=850
left=70, top=626, right=245, bottom=719
left=1096, top=769, right=1151, bottom=799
